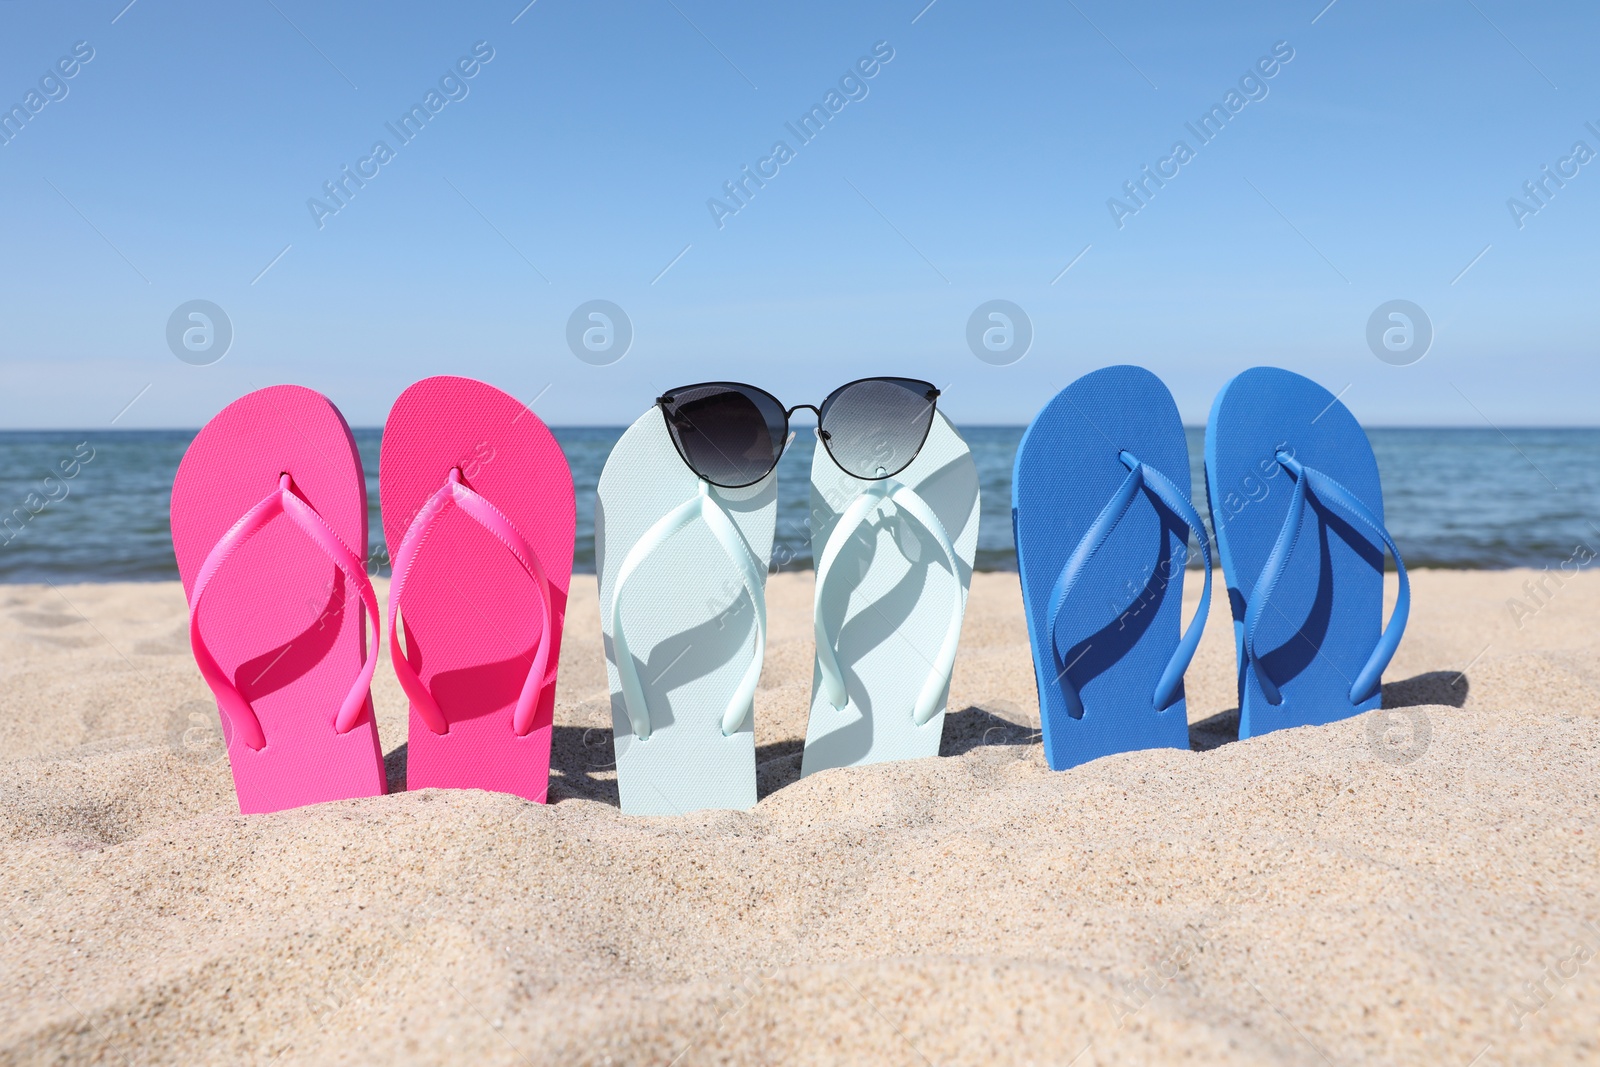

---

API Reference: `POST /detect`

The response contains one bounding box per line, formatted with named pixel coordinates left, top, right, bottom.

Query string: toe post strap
left=814, top=478, right=965, bottom=727
left=611, top=480, right=767, bottom=741
left=389, top=468, right=556, bottom=737
left=187, top=474, right=381, bottom=752
left=1045, top=451, right=1212, bottom=717
left=1244, top=451, right=1409, bottom=706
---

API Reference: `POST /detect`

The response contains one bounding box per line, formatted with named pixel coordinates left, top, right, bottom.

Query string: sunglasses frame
left=655, top=376, right=941, bottom=489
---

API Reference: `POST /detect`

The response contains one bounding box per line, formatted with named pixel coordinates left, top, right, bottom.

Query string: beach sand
left=2, top=569, right=1597, bottom=1065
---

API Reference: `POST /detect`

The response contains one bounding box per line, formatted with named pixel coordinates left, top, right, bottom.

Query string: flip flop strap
left=814, top=478, right=965, bottom=727
left=187, top=474, right=380, bottom=752
left=610, top=480, right=766, bottom=740
left=1244, top=452, right=1409, bottom=706
left=1044, top=451, right=1213, bottom=716
left=388, top=468, right=555, bottom=737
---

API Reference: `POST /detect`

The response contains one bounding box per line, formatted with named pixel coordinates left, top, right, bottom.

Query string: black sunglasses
left=656, top=377, right=941, bottom=489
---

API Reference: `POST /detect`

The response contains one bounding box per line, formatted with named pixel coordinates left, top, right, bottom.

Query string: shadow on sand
left=1188, top=671, right=1470, bottom=752
left=382, top=673, right=1471, bottom=802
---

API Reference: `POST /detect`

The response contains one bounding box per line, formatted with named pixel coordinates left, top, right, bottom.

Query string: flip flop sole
left=596, top=408, right=776, bottom=816
left=1014, top=366, right=1197, bottom=770
left=801, top=412, right=979, bottom=775
left=1204, top=367, right=1386, bottom=737
left=379, top=376, right=575, bottom=802
left=171, top=385, right=385, bottom=813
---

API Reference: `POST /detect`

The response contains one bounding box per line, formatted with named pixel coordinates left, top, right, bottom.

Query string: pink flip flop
left=379, top=376, right=575, bottom=803
left=171, top=385, right=387, bottom=814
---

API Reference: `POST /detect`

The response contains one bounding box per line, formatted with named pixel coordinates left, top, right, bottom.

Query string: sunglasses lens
left=659, top=383, right=787, bottom=488
left=818, top=378, right=938, bottom=479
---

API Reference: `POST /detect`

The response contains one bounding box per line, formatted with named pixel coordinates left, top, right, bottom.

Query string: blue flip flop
left=1013, top=366, right=1212, bottom=771
left=1204, top=367, right=1409, bottom=739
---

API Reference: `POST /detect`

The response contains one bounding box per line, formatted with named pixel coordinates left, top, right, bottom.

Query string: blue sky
left=0, top=0, right=1594, bottom=428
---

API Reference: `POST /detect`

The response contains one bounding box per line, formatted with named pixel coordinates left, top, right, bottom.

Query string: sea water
left=0, top=427, right=1595, bottom=582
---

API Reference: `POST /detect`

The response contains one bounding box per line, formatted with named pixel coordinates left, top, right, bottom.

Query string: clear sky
left=0, top=0, right=1594, bottom=429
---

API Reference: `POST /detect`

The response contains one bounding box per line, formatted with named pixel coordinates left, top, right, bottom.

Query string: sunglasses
left=656, top=377, right=940, bottom=489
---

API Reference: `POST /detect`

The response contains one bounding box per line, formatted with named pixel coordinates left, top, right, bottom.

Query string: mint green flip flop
left=596, top=407, right=777, bottom=815
left=800, top=409, right=979, bottom=775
